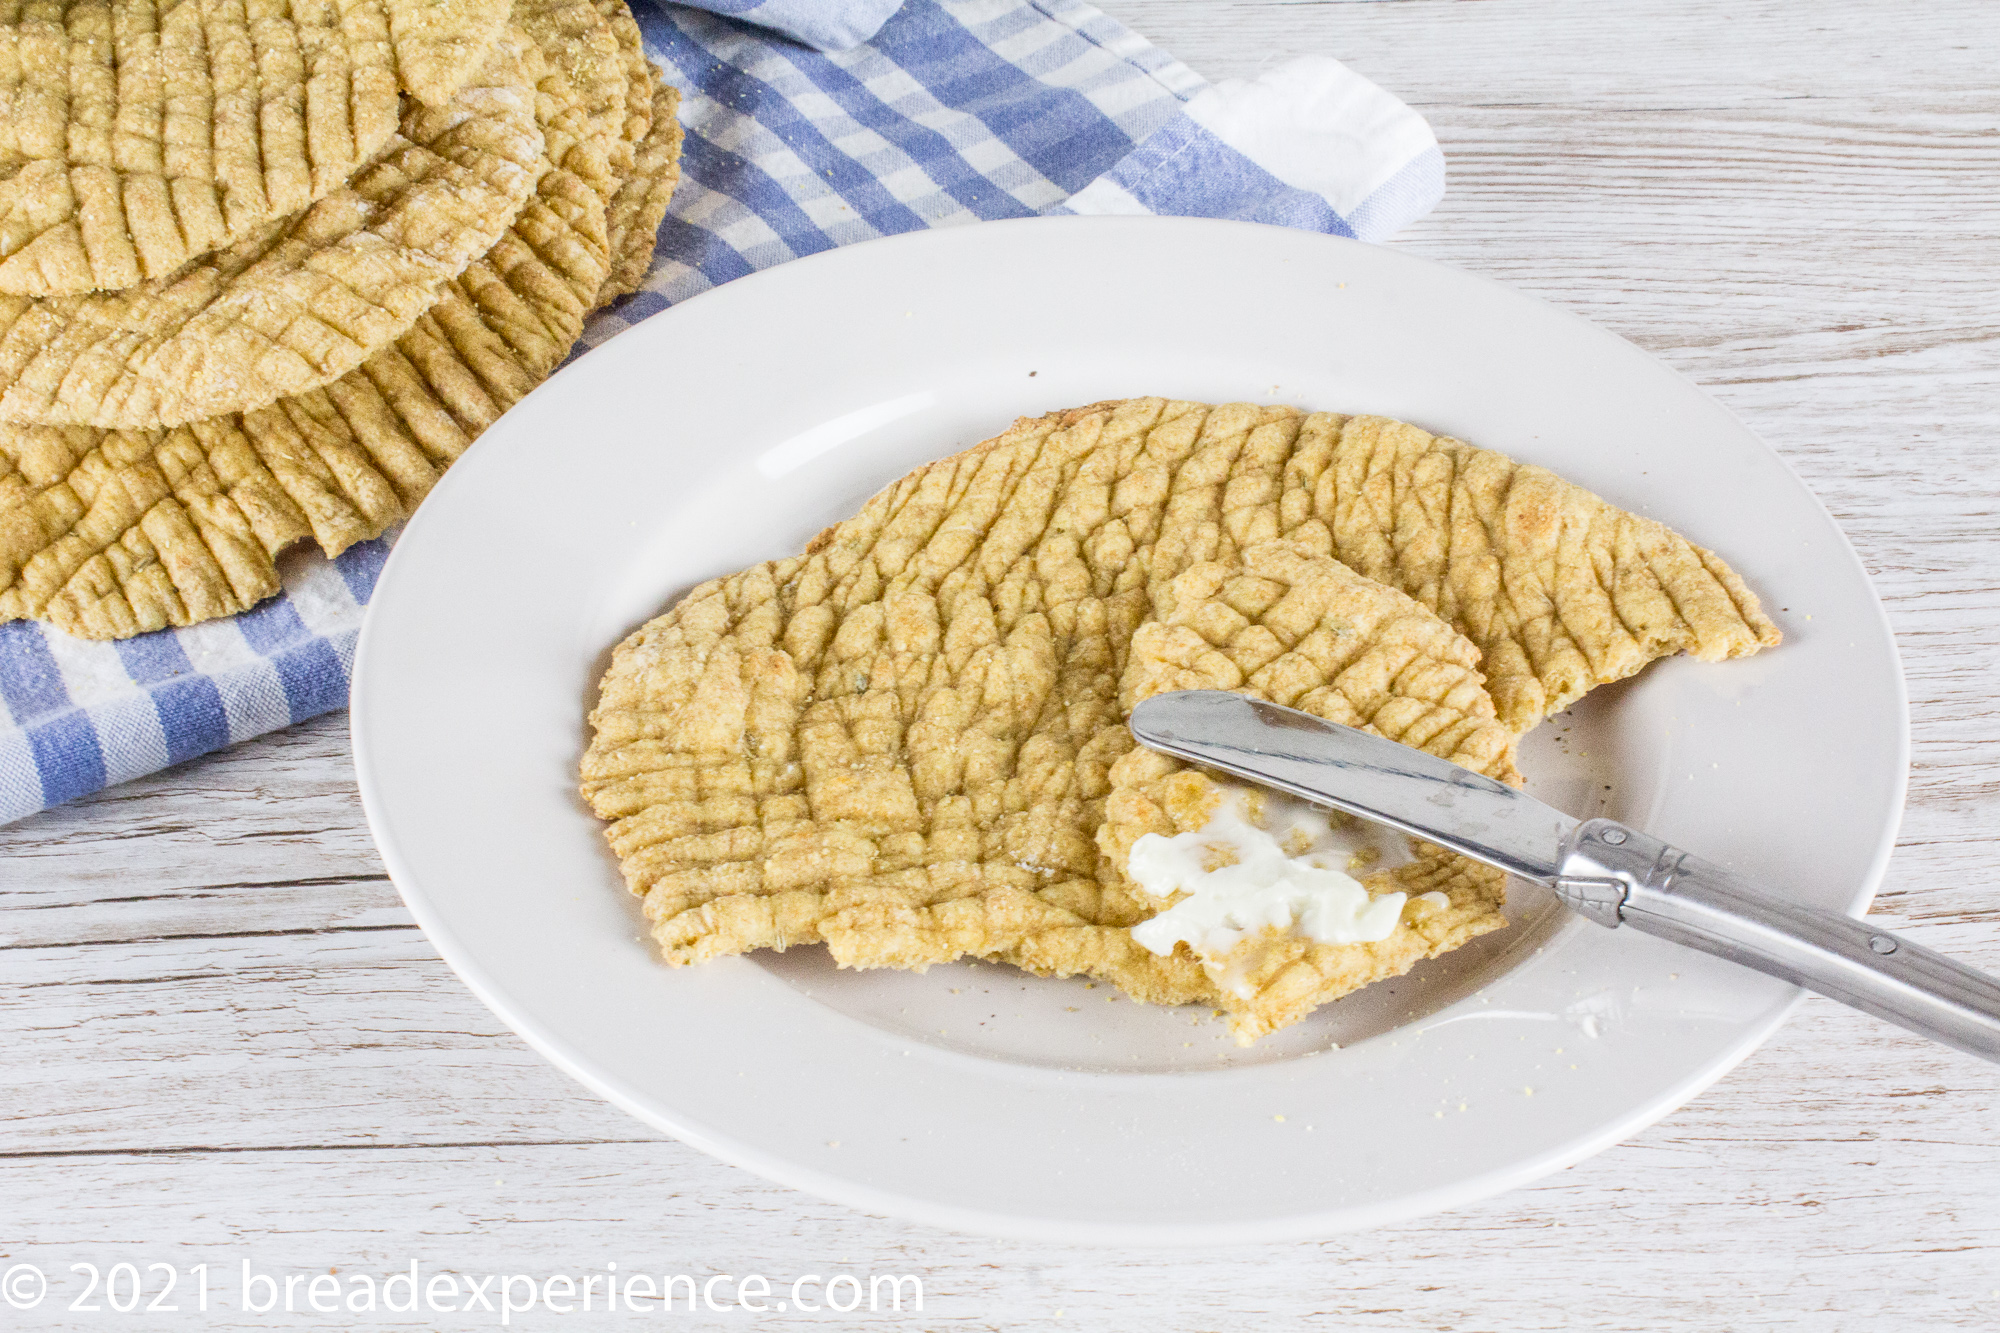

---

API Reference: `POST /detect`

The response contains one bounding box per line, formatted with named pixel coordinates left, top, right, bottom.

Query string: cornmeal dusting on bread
left=0, top=0, right=685, bottom=638
left=0, top=33, right=547, bottom=432
left=581, top=398, right=1780, bottom=1041
left=0, top=0, right=401, bottom=298
left=0, top=0, right=688, bottom=639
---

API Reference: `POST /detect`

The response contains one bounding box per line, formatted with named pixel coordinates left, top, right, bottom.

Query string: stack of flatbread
left=0, top=0, right=683, bottom=638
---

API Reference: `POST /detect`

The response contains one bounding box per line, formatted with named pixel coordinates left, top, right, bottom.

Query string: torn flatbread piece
left=0, top=30, right=545, bottom=431
left=1097, top=541, right=1515, bottom=1042
left=581, top=398, right=1778, bottom=1041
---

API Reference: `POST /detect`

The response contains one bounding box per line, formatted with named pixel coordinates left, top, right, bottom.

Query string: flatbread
left=0, top=0, right=399, bottom=296
left=598, top=76, right=680, bottom=304
left=600, top=0, right=652, bottom=147
left=0, top=49, right=614, bottom=638
left=1256, top=409, right=1781, bottom=730
left=0, top=29, right=545, bottom=431
left=1095, top=541, right=1516, bottom=1041
left=581, top=0, right=679, bottom=307
left=516, top=0, right=626, bottom=161
left=0, top=0, right=519, bottom=297
left=580, top=399, right=1778, bottom=1039
left=384, top=0, right=514, bottom=107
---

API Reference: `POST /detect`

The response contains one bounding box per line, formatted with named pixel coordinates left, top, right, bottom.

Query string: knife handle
left=1559, top=819, right=2000, bottom=1064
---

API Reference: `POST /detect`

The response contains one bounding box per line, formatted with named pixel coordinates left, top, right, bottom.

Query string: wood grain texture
left=4, top=1, right=1999, bottom=1328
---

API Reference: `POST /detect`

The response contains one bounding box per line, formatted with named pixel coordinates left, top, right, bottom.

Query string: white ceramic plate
left=351, top=217, right=1905, bottom=1242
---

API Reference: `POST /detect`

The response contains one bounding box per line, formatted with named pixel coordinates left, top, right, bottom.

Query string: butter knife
left=1128, top=690, right=2000, bottom=1064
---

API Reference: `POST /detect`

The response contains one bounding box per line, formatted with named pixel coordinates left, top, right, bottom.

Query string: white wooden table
left=6, top=2, right=1999, bottom=1327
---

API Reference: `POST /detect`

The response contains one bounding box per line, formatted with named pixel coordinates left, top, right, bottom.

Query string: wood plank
left=1110, top=0, right=2000, bottom=100
left=12, top=917, right=1996, bottom=1159
left=0, top=930, right=635, bottom=1152
left=0, top=715, right=404, bottom=949
left=2, top=1, right=1997, bottom=1321
left=1, top=1003, right=1995, bottom=1329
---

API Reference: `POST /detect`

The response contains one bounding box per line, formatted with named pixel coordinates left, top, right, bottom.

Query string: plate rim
left=351, top=215, right=1909, bottom=1242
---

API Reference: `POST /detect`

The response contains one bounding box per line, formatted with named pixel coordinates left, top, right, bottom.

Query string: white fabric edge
left=1059, top=175, right=1153, bottom=215
left=1183, top=54, right=1440, bottom=219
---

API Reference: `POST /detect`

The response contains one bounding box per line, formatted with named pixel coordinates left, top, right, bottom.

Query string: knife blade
left=1126, top=687, right=1577, bottom=888
left=1128, top=689, right=2000, bottom=1065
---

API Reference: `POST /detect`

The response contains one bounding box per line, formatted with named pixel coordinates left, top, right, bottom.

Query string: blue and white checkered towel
left=0, top=0, right=1444, bottom=825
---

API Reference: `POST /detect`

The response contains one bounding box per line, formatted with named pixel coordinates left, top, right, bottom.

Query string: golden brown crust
left=593, top=0, right=654, bottom=153
left=516, top=0, right=627, bottom=161
left=597, top=76, right=681, bottom=304
left=1279, top=411, right=1782, bottom=729
left=0, top=0, right=403, bottom=297
left=387, top=0, right=515, bottom=107
left=0, top=0, right=524, bottom=298
left=0, top=31, right=546, bottom=431
left=0, top=37, right=617, bottom=639
left=1098, top=542, right=1516, bottom=1040
left=581, top=398, right=1780, bottom=1041
left=583, top=0, right=678, bottom=310
left=1122, top=542, right=1520, bottom=783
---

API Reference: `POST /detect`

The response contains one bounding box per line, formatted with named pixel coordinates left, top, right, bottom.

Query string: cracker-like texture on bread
left=0, top=0, right=519, bottom=298
left=0, top=30, right=546, bottom=431
left=0, top=36, right=617, bottom=638
left=594, top=0, right=654, bottom=150
left=0, top=0, right=403, bottom=296
left=1122, top=541, right=1521, bottom=781
left=516, top=0, right=627, bottom=157
left=386, top=0, right=515, bottom=107
left=580, top=0, right=678, bottom=310
left=1098, top=541, right=1515, bottom=1042
left=1278, top=410, right=1780, bottom=730
left=596, top=75, right=681, bottom=306
left=583, top=399, right=1772, bottom=1037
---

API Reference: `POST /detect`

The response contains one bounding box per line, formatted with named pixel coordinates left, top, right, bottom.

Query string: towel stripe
left=113, top=633, right=233, bottom=766
left=0, top=0, right=1442, bottom=825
